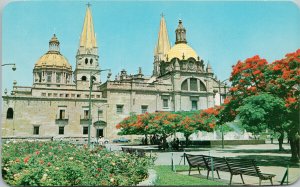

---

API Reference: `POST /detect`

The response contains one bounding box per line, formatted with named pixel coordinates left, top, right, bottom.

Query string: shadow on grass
left=222, top=148, right=291, bottom=154
left=230, top=155, right=300, bottom=168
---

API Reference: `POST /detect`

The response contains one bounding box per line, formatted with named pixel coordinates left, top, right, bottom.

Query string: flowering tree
left=116, top=113, right=150, bottom=135
left=267, top=50, right=300, bottom=160
left=116, top=110, right=217, bottom=148
left=222, top=49, right=300, bottom=161
left=117, top=112, right=182, bottom=147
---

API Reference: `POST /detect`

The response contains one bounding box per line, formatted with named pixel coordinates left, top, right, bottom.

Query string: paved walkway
left=106, top=143, right=300, bottom=185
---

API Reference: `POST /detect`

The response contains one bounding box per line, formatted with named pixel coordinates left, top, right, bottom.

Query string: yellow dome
left=166, top=43, right=199, bottom=61
left=34, top=52, right=72, bottom=70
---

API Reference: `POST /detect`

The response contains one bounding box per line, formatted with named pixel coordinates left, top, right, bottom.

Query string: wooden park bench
left=185, top=154, right=208, bottom=175
left=185, top=154, right=275, bottom=185
left=202, top=155, right=229, bottom=180
left=225, top=158, right=276, bottom=185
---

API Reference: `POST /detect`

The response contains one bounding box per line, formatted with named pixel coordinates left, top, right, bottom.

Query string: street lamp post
left=88, top=69, right=111, bottom=147
left=1, top=63, right=16, bottom=71
left=218, top=79, right=229, bottom=149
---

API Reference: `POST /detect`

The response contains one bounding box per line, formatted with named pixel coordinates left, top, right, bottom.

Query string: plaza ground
left=106, top=142, right=300, bottom=185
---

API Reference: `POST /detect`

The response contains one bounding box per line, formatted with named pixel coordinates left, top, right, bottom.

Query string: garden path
left=105, top=142, right=300, bottom=185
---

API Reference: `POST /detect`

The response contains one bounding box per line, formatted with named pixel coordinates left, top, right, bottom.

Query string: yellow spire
left=80, top=5, right=97, bottom=49
left=154, top=14, right=171, bottom=60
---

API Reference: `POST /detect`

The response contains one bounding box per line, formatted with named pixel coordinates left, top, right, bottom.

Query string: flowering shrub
left=2, top=141, right=154, bottom=186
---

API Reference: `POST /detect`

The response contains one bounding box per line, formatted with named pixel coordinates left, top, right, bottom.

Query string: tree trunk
left=278, top=132, right=284, bottom=151
left=145, top=134, right=148, bottom=145
left=289, top=136, right=300, bottom=162
left=185, top=135, right=189, bottom=148
left=162, top=134, right=168, bottom=150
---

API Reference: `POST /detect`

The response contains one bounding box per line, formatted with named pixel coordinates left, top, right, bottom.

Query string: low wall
left=181, top=139, right=265, bottom=147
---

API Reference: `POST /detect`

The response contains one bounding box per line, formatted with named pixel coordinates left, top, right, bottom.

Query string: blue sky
left=2, top=0, right=300, bottom=93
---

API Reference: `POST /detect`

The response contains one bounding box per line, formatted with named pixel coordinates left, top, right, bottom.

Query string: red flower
left=282, top=70, right=291, bottom=79
left=239, top=79, right=245, bottom=83
left=253, top=70, right=261, bottom=75
left=47, top=162, right=51, bottom=166
left=97, top=168, right=102, bottom=172
left=258, top=59, right=267, bottom=66
left=247, top=86, right=257, bottom=92
left=224, top=98, right=231, bottom=105
left=36, top=151, right=40, bottom=155
left=273, top=64, right=281, bottom=71
left=230, top=87, right=238, bottom=92
left=24, top=156, right=30, bottom=163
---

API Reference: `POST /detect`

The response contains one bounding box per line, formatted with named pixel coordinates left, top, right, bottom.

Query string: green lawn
left=154, top=165, right=225, bottom=186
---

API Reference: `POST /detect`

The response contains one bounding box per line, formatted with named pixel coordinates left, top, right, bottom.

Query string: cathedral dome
left=166, top=43, right=199, bottom=61
left=35, top=53, right=71, bottom=70
left=34, top=34, right=72, bottom=70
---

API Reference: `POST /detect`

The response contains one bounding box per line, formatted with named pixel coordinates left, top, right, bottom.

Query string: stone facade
left=2, top=7, right=227, bottom=140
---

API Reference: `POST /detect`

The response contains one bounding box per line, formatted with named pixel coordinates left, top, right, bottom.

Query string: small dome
left=166, top=43, right=199, bottom=61
left=34, top=34, right=72, bottom=70
left=34, top=53, right=71, bottom=70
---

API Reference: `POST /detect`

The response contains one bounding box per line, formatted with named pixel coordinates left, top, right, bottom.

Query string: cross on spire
left=86, top=2, right=91, bottom=7
left=161, top=13, right=164, bottom=17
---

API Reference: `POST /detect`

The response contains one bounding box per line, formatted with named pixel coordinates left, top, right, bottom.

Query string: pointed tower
left=74, top=4, right=100, bottom=89
left=153, top=14, right=171, bottom=76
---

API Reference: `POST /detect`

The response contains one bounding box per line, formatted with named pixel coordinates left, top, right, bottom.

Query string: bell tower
left=74, top=4, right=100, bottom=89
left=153, top=14, right=171, bottom=76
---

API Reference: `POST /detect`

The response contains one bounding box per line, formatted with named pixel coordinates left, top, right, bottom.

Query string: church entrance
left=96, top=129, right=103, bottom=138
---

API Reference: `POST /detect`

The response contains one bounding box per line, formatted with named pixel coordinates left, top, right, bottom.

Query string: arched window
left=38, top=72, right=42, bottom=82
left=181, top=79, right=188, bottom=90
left=7, top=108, right=13, bottom=119
left=190, top=78, right=198, bottom=91
left=85, top=58, right=88, bottom=64
left=81, top=76, right=87, bottom=81
left=200, top=81, right=206, bottom=91
left=181, top=78, right=207, bottom=92
left=90, top=59, right=93, bottom=64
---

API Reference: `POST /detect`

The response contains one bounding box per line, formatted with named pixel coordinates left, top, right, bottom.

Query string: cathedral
left=2, top=6, right=227, bottom=140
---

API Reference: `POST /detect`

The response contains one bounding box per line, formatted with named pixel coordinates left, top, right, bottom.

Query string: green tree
left=237, top=93, right=288, bottom=150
